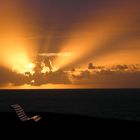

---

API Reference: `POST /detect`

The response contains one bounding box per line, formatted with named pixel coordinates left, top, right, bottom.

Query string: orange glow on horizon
left=0, top=84, right=95, bottom=89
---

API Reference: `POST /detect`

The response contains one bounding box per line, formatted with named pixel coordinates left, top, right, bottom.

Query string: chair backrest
left=11, top=104, right=30, bottom=121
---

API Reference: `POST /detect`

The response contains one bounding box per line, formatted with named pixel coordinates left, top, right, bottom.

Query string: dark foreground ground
left=1, top=89, right=140, bottom=137
left=1, top=112, right=140, bottom=134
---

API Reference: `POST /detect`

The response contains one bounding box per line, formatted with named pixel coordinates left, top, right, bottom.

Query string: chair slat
left=11, top=104, right=41, bottom=122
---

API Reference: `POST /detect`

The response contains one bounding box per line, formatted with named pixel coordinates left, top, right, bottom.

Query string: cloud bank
left=0, top=64, right=140, bottom=88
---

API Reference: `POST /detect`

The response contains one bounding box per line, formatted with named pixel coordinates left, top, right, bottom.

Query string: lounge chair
left=11, top=104, right=41, bottom=122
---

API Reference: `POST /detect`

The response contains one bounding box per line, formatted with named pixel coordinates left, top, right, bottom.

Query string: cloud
left=0, top=64, right=140, bottom=88
left=72, top=72, right=140, bottom=88
left=70, top=64, right=140, bottom=88
left=88, top=62, right=95, bottom=69
left=111, top=65, right=129, bottom=71
left=0, top=66, right=30, bottom=86
left=0, top=66, right=71, bottom=87
left=38, top=52, right=72, bottom=57
left=32, top=70, right=71, bottom=86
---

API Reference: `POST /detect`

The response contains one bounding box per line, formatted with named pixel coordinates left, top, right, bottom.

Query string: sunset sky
left=0, top=0, right=140, bottom=88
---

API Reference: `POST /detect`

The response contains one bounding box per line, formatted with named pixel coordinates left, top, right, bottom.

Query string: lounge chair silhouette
left=11, top=104, right=41, bottom=122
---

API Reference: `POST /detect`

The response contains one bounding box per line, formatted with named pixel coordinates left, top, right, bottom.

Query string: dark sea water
left=0, top=89, right=140, bottom=121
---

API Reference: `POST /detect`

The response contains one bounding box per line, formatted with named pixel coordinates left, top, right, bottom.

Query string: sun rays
left=0, top=0, right=139, bottom=88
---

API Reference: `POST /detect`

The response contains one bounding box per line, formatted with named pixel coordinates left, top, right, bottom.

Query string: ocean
left=0, top=89, right=140, bottom=121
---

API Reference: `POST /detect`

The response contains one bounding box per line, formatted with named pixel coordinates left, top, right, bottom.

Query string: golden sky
left=0, top=0, right=139, bottom=88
